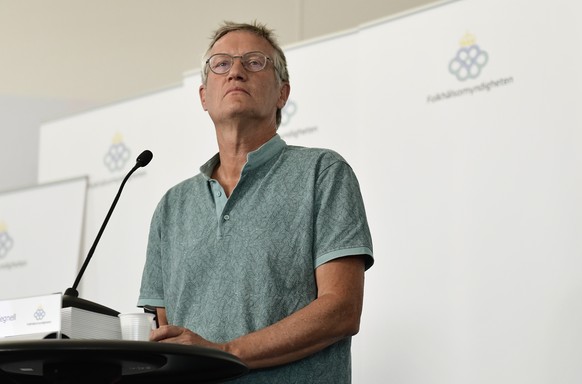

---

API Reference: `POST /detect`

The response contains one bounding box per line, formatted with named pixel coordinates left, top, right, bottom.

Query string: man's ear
left=277, top=82, right=291, bottom=109
left=199, top=84, right=208, bottom=111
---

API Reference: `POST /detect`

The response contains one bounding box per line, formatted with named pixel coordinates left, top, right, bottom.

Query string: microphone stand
left=62, top=150, right=153, bottom=316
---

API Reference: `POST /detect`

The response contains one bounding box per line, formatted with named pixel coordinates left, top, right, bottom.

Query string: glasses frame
left=205, top=51, right=274, bottom=76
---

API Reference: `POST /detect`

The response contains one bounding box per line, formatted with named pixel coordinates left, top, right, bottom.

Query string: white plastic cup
left=118, top=313, right=155, bottom=341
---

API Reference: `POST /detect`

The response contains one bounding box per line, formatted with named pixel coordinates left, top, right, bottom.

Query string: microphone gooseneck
left=63, top=150, right=153, bottom=316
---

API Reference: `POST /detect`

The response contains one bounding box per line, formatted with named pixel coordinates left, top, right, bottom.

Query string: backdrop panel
left=353, top=0, right=582, bottom=383
left=0, top=177, right=87, bottom=300
left=278, top=30, right=361, bottom=161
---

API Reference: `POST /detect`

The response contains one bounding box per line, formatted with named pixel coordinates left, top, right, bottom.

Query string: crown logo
left=112, top=132, right=124, bottom=144
left=459, top=32, right=476, bottom=47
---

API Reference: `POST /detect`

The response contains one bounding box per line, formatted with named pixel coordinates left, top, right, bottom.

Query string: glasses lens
left=242, top=52, right=267, bottom=72
left=207, top=52, right=269, bottom=75
left=208, top=54, right=232, bottom=74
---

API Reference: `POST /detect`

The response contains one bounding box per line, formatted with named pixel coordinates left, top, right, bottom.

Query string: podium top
left=0, top=339, right=248, bottom=383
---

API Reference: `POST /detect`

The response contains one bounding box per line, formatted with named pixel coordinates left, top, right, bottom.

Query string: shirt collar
left=200, top=134, right=286, bottom=180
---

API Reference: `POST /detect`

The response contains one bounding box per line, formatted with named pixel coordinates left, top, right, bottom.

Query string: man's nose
left=228, top=58, right=247, bottom=80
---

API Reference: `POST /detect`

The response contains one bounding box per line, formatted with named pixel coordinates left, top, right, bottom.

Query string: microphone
left=62, top=150, right=153, bottom=316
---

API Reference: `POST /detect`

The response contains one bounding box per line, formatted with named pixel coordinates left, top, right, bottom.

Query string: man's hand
left=150, top=325, right=225, bottom=351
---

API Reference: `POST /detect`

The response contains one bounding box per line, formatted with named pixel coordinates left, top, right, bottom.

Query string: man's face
left=199, top=31, right=289, bottom=128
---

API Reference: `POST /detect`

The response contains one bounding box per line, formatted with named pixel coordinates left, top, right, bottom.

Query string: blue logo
left=34, top=307, right=46, bottom=321
left=0, top=223, right=14, bottom=260
left=449, top=33, right=489, bottom=81
left=104, top=133, right=131, bottom=172
left=281, top=100, right=298, bottom=127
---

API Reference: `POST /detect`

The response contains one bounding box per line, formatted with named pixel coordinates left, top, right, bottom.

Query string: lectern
left=0, top=339, right=248, bottom=383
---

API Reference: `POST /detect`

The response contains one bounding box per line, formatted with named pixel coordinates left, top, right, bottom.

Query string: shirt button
left=216, top=191, right=222, bottom=197
left=223, top=214, right=230, bottom=221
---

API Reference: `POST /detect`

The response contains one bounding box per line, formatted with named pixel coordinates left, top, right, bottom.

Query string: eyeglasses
left=206, top=51, right=273, bottom=75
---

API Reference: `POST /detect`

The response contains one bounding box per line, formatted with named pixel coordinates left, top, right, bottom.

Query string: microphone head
left=136, top=150, right=153, bottom=167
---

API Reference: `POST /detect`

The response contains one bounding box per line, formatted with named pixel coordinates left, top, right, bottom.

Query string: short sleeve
left=137, top=201, right=166, bottom=308
left=313, top=154, right=374, bottom=270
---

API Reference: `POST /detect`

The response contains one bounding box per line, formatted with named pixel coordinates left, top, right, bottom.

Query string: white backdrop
left=352, top=1, right=582, bottom=383
left=37, top=0, right=582, bottom=383
left=0, top=177, right=87, bottom=300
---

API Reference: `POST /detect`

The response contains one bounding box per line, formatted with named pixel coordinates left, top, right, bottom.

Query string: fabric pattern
left=139, top=135, right=373, bottom=383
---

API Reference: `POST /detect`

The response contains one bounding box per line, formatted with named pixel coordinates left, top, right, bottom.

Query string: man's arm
left=150, top=255, right=366, bottom=369
left=155, top=307, right=168, bottom=327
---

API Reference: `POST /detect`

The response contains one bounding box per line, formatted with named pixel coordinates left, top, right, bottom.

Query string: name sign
left=0, top=293, right=61, bottom=339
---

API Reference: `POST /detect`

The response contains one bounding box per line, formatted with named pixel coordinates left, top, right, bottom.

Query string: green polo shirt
left=138, top=134, right=373, bottom=383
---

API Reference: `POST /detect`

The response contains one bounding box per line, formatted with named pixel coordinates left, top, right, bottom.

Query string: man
left=138, top=21, right=373, bottom=383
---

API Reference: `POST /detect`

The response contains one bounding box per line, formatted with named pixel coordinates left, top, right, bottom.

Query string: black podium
left=0, top=339, right=248, bottom=383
